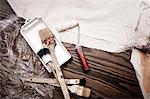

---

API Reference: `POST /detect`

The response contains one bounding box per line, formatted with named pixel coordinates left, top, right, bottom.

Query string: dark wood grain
left=0, top=0, right=143, bottom=98
left=0, top=0, right=15, bottom=19
left=62, top=43, right=142, bottom=98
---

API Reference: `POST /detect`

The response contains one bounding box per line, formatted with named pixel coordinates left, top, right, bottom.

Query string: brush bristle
left=79, top=78, right=86, bottom=86
left=38, top=27, right=53, bottom=41
left=82, top=87, right=91, bottom=97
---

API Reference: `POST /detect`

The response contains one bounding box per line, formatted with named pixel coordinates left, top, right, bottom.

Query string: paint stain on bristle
left=82, top=87, right=91, bottom=97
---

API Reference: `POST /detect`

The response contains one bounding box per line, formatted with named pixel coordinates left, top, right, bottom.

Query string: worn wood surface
left=0, top=0, right=15, bottom=19
left=0, top=0, right=143, bottom=98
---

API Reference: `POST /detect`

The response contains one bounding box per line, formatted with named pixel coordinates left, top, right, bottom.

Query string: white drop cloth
left=7, top=0, right=150, bottom=52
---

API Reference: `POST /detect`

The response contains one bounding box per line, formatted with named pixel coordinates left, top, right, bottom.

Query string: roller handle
left=76, top=45, right=89, bottom=72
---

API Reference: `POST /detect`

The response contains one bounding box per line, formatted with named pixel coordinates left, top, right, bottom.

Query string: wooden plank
left=0, top=1, right=143, bottom=98
left=0, top=4, right=14, bottom=14
left=0, top=0, right=15, bottom=18
left=63, top=43, right=143, bottom=98
left=1, top=0, right=9, bottom=5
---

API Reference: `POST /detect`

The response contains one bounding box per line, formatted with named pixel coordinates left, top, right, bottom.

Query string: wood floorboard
left=0, top=0, right=143, bottom=98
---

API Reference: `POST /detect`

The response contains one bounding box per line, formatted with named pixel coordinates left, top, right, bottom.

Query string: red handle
left=76, top=45, right=89, bottom=72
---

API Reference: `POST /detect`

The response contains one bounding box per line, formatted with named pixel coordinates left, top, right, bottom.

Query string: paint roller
left=57, top=20, right=90, bottom=72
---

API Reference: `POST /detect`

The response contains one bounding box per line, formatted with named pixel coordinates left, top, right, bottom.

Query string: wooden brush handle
left=76, top=45, right=89, bottom=72
left=49, top=44, right=70, bottom=99
left=39, top=28, right=70, bottom=99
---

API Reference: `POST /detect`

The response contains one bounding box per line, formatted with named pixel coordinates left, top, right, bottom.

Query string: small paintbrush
left=22, top=77, right=91, bottom=97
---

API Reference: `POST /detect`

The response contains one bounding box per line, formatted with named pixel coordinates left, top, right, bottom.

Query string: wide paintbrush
left=38, top=27, right=70, bottom=99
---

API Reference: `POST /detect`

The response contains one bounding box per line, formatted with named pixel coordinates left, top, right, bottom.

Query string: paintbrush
left=22, top=77, right=91, bottom=97
left=22, top=77, right=86, bottom=86
left=38, top=27, right=70, bottom=99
